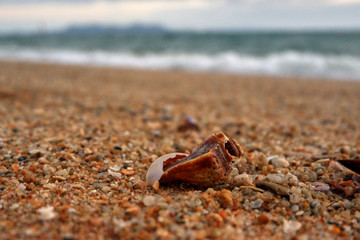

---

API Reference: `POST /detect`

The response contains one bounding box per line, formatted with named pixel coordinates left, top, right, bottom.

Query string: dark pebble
left=327, top=221, right=340, bottom=226
left=310, top=210, right=318, bottom=216
left=18, top=156, right=27, bottom=162
left=85, top=136, right=93, bottom=141
left=213, top=185, right=229, bottom=191
left=60, top=157, right=66, bottom=161
left=162, top=114, right=172, bottom=121
left=333, top=205, right=341, bottom=210
left=94, top=182, right=103, bottom=189
left=113, top=146, right=122, bottom=151
left=343, top=174, right=355, bottom=181
left=177, top=117, right=200, bottom=132
left=80, top=160, right=89, bottom=166
left=310, top=201, right=319, bottom=208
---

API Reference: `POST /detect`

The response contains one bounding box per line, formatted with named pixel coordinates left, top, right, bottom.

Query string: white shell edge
left=145, top=153, right=188, bottom=185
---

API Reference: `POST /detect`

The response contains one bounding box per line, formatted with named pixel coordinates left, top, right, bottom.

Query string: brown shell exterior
left=159, top=132, right=242, bottom=187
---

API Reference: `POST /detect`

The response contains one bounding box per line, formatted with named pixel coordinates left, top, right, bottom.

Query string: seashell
left=146, top=153, right=189, bottom=186
left=146, top=132, right=242, bottom=187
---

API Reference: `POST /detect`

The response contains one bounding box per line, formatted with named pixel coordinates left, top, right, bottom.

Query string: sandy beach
left=1, top=61, right=360, bottom=239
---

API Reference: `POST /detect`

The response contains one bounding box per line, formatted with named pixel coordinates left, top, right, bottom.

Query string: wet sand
left=1, top=61, right=360, bottom=239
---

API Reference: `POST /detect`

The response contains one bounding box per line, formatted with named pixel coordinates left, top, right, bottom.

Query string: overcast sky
left=1, top=0, right=360, bottom=33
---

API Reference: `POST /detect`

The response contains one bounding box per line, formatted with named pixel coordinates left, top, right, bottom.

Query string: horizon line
left=1, top=23, right=360, bottom=35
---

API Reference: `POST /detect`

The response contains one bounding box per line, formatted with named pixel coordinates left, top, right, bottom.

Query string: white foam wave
left=1, top=47, right=360, bottom=80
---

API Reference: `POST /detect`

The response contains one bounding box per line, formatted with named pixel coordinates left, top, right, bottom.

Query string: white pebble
left=267, top=174, right=284, bottom=184
left=19, top=183, right=26, bottom=191
left=253, top=152, right=268, bottom=168
left=271, top=156, right=289, bottom=168
left=295, top=210, right=304, bottom=216
left=143, top=196, right=157, bottom=207
left=343, top=199, right=354, bottom=209
left=109, top=165, right=121, bottom=172
left=108, top=170, right=122, bottom=179
left=291, top=205, right=299, bottom=212
left=38, top=206, right=57, bottom=220
left=229, top=168, right=239, bottom=177
left=232, top=173, right=253, bottom=186
left=43, top=164, right=56, bottom=175
left=54, top=169, right=69, bottom=177
left=250, top=199, right=264, bottom=209
left=283, top=220, right=302, bottom=234
left=43, top=183, right=56, bottom=190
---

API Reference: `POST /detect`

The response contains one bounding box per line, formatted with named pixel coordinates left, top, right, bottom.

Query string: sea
left=1, top=30, right=360, bottom=80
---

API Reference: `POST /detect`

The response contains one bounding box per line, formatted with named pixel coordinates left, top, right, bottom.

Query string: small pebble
left=291, top=205, right=299, bottom=212
left=258, top=214, right=270, bottom=225
left=121, top=169, right=135, bottom=176
left=43, top=165, right=56, bottom=175
left=152, top=181, right=160, bottom=191
left=250, top=199, right=264, bottom=209
left=290, top=194, right=301, bottom=204
left=232, top=173, right=253, bottom=186
left=267, top=174, right=284, bottom=184
left=295, top=210, right=304, bottom=216
left=343, top=199, right=354, bottom=209
left=310, top=201, right=319, bottom=209
left=43, top=183, right=56, bottom=190
left=38, top=206, right=57, bottom=220
left=271, top=157, right=289, bottom=168
left=143, top=196, right=157, bottom=207
left=54, top=169, right=69, bottom=177
left=113, top=146, right=122, bottom=151
left=283, top=220, right=302, bottom=234
left=101, top=186, right=111, bottom=193
left=253, top=152, right=268, bottom=169
left=217, top=189, right=233, bottom=208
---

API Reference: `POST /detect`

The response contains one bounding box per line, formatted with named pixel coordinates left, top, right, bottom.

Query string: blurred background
left=1, top=0, right=360, bottom=80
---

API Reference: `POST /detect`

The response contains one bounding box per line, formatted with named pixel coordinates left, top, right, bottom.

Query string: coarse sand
left=1, top=61, right=360, bottom=239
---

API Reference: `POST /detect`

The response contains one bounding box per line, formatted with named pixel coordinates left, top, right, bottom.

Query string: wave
left=1, top=47, right=360, bottom=80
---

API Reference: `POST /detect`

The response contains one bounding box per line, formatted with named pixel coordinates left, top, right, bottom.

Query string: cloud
left=0, top=0, right=211, bottom=23
left=1, top=0, right=359, bottom=6
left=0, top=0, right=203, bottom=3
left=0, top=0, right=359, bottom=32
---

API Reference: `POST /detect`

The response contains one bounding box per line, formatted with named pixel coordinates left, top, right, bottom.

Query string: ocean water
left=1, top=31, right=360, bottom=80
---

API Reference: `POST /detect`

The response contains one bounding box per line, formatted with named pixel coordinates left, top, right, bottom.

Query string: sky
left=1, top=0, right=360, bottom=33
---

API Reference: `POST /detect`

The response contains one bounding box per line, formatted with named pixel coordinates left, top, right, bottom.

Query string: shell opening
left=225, top=140, right=237, bottom=157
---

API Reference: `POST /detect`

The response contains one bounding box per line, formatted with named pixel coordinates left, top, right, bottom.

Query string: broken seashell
left=146, top=132, right=242, bottom=187
left=146, top=153, right=188, bottom=186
